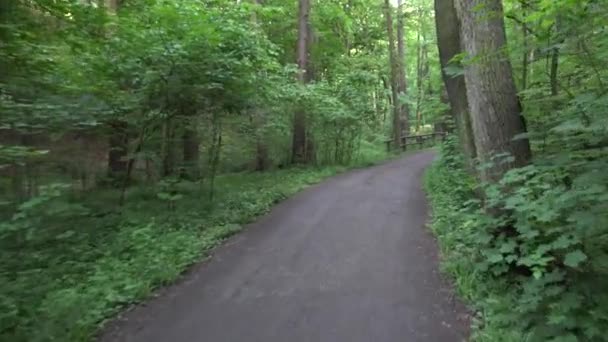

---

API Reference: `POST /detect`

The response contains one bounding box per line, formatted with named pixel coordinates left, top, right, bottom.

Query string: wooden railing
left=384, top=132, right=448, bottom=152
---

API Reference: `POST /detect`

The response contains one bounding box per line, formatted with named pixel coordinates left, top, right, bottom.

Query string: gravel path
left=100, top=151, right=469, bottom=342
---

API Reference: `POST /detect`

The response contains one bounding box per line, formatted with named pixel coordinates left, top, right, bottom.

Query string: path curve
left=100, top=151, right=469, bottom=342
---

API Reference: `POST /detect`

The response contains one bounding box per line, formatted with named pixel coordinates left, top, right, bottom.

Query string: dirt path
left=100, top=151, right=469, bottom=342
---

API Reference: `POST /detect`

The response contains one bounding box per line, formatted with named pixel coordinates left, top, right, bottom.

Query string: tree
left=181, top=106, right=200, bottom=179
left=292, top=0, right=312, bottom=163
left=384, top=0, right=401, bottom=147
left=248, top=0, right=269, bottom=171
left=103, top=0, right=130, bottom=182
left=396, top=0, right=409, bottom=136
left=414, top=3, right=429, bottom=132
left=434, top=0, right=476, bottom=166
left=454, top=0, right=531, bottom=182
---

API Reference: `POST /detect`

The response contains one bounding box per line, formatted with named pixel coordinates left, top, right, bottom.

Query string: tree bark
left=396, top=0, right=409, bottom=136
left=550, top=48, right=559, bottom=96
left=415, top=13, right=426, bottom=133
left=434, top=0, right=476, bottom=165
left=454, top=0, right=531, bottom=183
left=549, top=16, right=562, bottom=97
left=104, top=0, right=129, bottom=182
left=182, top=123, right=200, bottom=179
left=108, top=120, right=128, bottom=179
left=384, top=0, right=401, bottom=147
left=250, top=0, right=269, bottom=170
left=521, top=3, right=529, bottom=91
left=292, top=0, right=311, bottom=163
left=161, top=118, right=175, bottom=177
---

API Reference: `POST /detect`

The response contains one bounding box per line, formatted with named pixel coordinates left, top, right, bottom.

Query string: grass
left=0, top=143, right=410, bottom=342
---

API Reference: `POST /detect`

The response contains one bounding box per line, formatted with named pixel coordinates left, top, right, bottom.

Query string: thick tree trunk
left=292, top=0, right=311, bottom=163
left=396, top=0, right=409, bottom=136
left=384, top=0, right=401, bottom=147
left=455, top=0, right=531, bottom=183
left=437, top=87, right=451, bottom=133
left=434, top=0, right=476, bottom=165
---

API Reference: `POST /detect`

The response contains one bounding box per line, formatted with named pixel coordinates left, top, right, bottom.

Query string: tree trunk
left=416, top=18, right=424, bottom=132
left=548, top=15, right=565, bottom=98
left=550, top=47, right=559, bottom=97
left=107, top=120, right=128, bottom=180
left=455, top=0, right=531, bottom=183
left=437, top=87, right=451, bottom=133
left=384, top=0, right=401, bottom=147
left=250, top=0, right=270, bottom=170
left=207, top=114, right=222, bottom=200
left=106, top=0, right=118, bottom=10
left=396, top=0, right=409, bottom=136
left=521, top=3, right=529, bottom=92
left=434, top=0, right=476, bottom=165
left=182, top=123, right=200, bottom=180
left=161, top=118, right=175, bottom=177
left=292, top=0, right=311, bottom=163
left=421, top=41, right=430, bottom=129
left=104, top=0, right=130, bottom=183
left=380, top=76, right=391, bottom=125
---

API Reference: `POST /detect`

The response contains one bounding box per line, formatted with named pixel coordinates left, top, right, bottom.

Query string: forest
left=1, top=0, right=607, bottom=341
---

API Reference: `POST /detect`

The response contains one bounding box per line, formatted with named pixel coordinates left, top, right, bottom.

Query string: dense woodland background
left=1, top=0, right=607, bottom=341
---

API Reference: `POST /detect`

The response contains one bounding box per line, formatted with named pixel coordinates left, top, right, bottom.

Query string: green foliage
left=428, top=0, right=608, bottom=339
left=0, top=151, right=390, bottom=342
left=426, top=135, right=608, bottom=341
left=1, top=0, right=405, bottom=337
left=0, top=0, right=460, bottom=340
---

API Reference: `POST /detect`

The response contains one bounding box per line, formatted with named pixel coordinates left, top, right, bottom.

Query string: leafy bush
left=0, top=144, right=393, bottom=342
left=426, top=137, right=608, bottom=341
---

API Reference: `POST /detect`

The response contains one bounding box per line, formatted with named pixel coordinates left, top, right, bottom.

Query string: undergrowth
left=424, top=137, right=608, bottom=341
left=0, top=146, right=400, bottom=342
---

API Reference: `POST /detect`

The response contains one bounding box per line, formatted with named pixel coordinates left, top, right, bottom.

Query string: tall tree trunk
left=434, top=0, right=476, bottom=165
left=207, top=113, right=222, bottom=200
left=421, top=39, right=430, bottom=128
left=384, top=0, right=401, bottom=147
left=292, top=0, right=311, bottom=163
left=161, top=118, right=175, bottom=177
left=104, top=0, right=129, bottom=182
left=396, top=0, right=409, bottom=136
left=107, top=120, right=128, bottom=180
left=250, top=0, right=269, bottom=170
left=549, top=16, right=563, bottom=98
left=304, top=15, right=316, bottom=162
left=455, top=0, right=531, bottom=183
left=550, top=48, right=559, bottom=96
left=521, top=3, right=529, bottom=92
left=182, top=122, right=200, bottom=180
left=380, top=76, right=391, bottom=125
left=437, top=87, right=451, bottom=133
left=415, top=16, right=424, bottom=132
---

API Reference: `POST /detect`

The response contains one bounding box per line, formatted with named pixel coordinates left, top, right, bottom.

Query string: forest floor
left=99, top=151, right=469, bottom=342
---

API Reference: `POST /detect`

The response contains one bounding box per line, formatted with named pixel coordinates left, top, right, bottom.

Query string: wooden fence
left=384, top=132, right=448, bottom=152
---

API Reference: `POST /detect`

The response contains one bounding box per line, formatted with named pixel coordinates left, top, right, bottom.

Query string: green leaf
left=563, top=250, right=588, bottom=268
